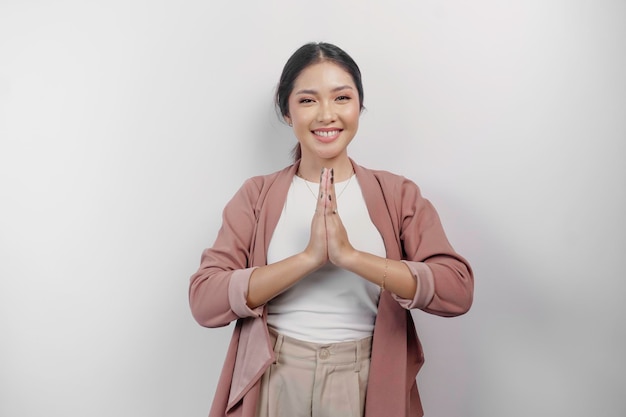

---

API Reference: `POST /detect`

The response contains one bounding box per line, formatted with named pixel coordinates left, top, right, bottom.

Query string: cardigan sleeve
left=395, top=177, right=474, bottom=316
left=189, top=178, right=264, bottom=328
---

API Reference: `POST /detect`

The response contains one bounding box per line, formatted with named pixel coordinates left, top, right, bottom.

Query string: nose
left=317, top=101, right=336, bottom=123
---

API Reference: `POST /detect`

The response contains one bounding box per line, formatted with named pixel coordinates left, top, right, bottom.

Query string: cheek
left=291, top=107, right=314, bottom=125
left=344, top=105, right=361, bottom=124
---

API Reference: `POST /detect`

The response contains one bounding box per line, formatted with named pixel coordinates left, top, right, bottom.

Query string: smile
left=312, top=130, right=341, bottom=137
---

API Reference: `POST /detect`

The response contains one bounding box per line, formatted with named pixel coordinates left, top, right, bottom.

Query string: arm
left=246, top=253, right=319, bottom=309
left=326, top=171, right=472, bottom=316
left=334, top=251, right=418, bottom=299
left=398, top=178, right=474, bottom=316
left=246, top=170, right=332, bottom=308
left=189, top=178, right=263, bottom=328
left=189, top=173, right=332, bottom=326
left=324, top=169, right=429, bottom=303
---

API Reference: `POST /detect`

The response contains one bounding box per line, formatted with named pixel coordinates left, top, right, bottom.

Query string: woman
left=189, top=42, right=473, bottom=417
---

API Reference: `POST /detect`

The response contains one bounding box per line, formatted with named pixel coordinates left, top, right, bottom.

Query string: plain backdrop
left=1, top=1, right=625, bottom=416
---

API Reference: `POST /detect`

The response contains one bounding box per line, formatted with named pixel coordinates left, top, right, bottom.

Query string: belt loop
left=273, top=333, right=284, bottom=364
left=354, top=340, right=361, bottom=372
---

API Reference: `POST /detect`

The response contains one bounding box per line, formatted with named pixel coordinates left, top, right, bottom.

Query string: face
left=285, top=61, right=361, bottom=164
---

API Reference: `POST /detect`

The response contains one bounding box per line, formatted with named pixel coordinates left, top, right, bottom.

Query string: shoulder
left=226, top=164, right=296, bottom=215
left=237, top=164, right=295, bottom=196
left=355, top=162, right=422, bottom=198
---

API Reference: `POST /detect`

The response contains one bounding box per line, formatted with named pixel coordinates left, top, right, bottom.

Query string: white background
left=1, top=1, right=625, bottom=416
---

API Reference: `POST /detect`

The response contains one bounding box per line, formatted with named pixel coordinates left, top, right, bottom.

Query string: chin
left=315, top=149, right=348, bottom=161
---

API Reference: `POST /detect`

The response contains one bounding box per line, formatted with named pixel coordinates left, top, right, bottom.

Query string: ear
left=284, top=115, right=292, bottom=126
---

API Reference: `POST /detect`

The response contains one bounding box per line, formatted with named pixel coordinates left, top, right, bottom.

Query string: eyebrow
left=294, top=85, right=354, bottom=95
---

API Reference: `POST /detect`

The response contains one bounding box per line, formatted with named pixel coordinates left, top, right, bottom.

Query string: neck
left=297, top=155, right=353, bottom=183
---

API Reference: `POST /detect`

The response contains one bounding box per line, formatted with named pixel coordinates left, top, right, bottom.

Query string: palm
left=303, top=168, right=355, bottom=268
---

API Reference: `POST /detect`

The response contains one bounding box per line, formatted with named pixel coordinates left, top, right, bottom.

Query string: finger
left=327, top=168, right=338, bottom=215
left=321, top=167, right=331, bottom=215
left=315, top=168, right=327, bottom=215
left=321, top=168, right=333, bottom=216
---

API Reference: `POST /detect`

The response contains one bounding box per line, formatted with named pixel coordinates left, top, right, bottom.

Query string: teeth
left=314, top=130, right=339, bottom=137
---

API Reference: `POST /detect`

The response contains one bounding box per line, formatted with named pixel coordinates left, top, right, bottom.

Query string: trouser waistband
left=268, top=327, right=372, bottom=372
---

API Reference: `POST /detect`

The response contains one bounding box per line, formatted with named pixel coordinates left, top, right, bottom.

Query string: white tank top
left=266, top=174, right=386, bottom=343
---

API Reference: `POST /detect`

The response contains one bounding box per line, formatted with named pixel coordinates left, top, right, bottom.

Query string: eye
left=299, top=98, right=314, bottom=104
left=336, top=95, right=351, bottom=101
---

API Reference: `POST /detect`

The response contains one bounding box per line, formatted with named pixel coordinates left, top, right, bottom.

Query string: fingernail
left=320, top=168, right=324, bottom=182
left=331, top=168, right=334, bottom=184
left=328, top=194, right=332, bottom=201
left=320, top=192, right=324, bottom=199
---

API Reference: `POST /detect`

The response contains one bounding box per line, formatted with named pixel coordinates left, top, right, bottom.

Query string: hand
left=322, top=168, right=356, bottom=267
left=302, top=169, right=330, bottom=268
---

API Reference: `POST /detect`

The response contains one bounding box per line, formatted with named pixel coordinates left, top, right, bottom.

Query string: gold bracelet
left=381, top=258, right=388, bottom=291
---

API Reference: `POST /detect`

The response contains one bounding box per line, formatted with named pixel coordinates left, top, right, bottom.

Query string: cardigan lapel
left=227, top=162, right=298, bottom=412
left=353, top=161, right=411, bottom=416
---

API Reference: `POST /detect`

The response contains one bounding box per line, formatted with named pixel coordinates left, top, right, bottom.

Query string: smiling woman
left=276, top=43, right=364, bottom=168
left=285, top=62, right=361, bottom=180
left=189, top=42, right=474, bottom=417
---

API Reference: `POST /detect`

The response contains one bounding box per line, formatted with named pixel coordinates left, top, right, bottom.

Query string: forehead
left=293, top=61, right=356, bottom=90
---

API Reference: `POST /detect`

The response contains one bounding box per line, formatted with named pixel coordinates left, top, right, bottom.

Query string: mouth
left=312, top=129, right=342, bottom=142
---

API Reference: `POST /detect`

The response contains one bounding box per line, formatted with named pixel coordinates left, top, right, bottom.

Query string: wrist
left=334, top=248, right=360, bottom=271
left=298, top=251, right=326, bottom=272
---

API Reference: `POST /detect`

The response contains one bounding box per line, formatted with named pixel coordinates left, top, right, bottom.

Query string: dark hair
left=275, top=42, right=365, bottom=161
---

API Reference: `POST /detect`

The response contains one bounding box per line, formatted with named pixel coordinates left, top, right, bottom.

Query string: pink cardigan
left=189, top=160, right=473, bottom=417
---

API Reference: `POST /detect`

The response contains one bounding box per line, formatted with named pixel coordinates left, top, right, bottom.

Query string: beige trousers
left=255, top=329, right=373, bottom=417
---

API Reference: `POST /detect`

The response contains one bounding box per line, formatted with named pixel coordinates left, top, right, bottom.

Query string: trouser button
left=319, top=347, right=330, bottom=360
